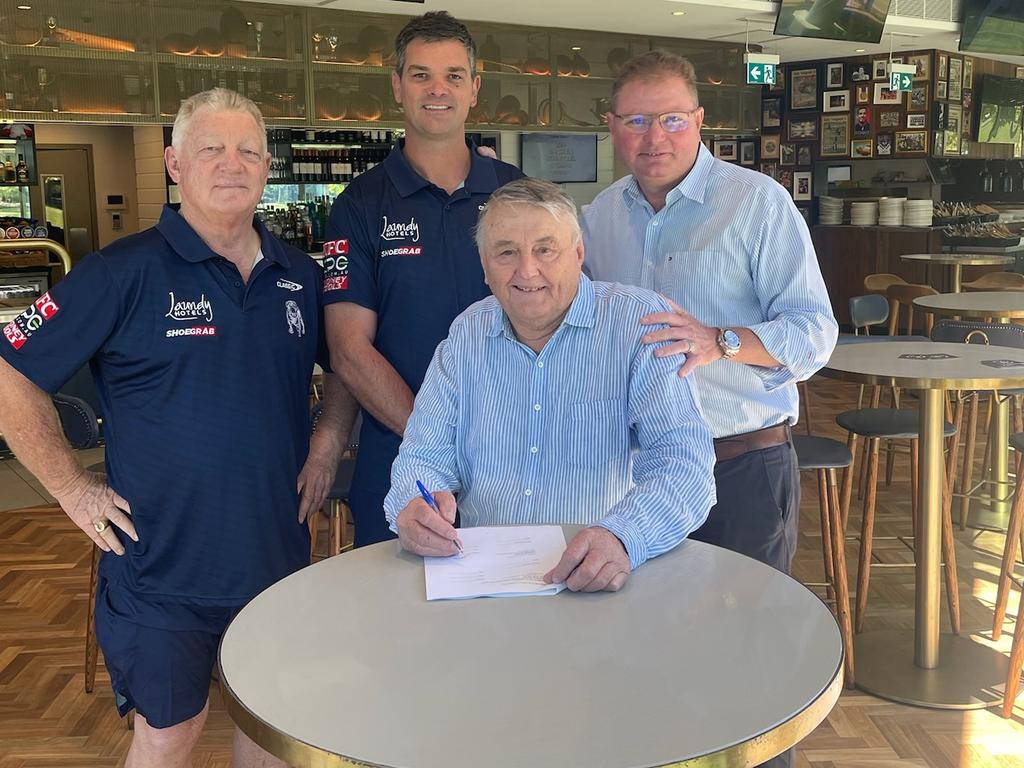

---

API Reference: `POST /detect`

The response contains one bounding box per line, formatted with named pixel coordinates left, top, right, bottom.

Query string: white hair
left=475, top=178, right=581, bottom=251
left=171, top=88, right=267, bottom=154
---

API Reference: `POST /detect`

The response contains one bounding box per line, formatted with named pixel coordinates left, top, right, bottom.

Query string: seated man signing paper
left=383, top=178, right=716, bottom=592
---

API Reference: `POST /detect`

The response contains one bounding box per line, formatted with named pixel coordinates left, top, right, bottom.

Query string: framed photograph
left=820, top=115, right=850, bottom=157
left=946, top=103, right=962, bottom=133
left=762, top=97, right=782, bottom=128
left=933, top=101, right=947, bottom=131
left=793, top=171, right=812, bottom=201
left=872, top=58, right=889, bottom=80
left=760, top=162, right=778, bottom=179
left=1017, top=66, right=1024, bottom=80
left=761, top=134, right=781, bottom=160
left=963, top=58, right=973, bottom=89
left=780, top=143, right=796, bottom=166
left=826, top=62, right=845, bottom=88
left=769, top=64, right=785, bottom=92
left=823, top=90, right=850, bottom=112
left=778, top=170, right=793, bottom=193
left=739, top=141, right=756, bottom=166
left=873, top=82, right=901, bottom=105
left=714, top=140, right=737, bottom=161
left=826, top=165, right=851, bottom=183
left=790, top=68, right=818, bottom=110
left=797, top=145, right=812, bottom=166
left=907, top=84, right=929, bottom=112
left=851, top=138, right=873, bottom=158
left=879, top=111, right=901, bottom=128
left=788, top=117, right=818, bottom=141
left=895, top=130, right=928, bottom=155
left=876, top=134, right=893, bottom=156
left=853, top=105, right=872, bottom=135
left=906, top=53, right=930, bottom=81
left=944, top=129, right=961, bottom=155
left=907, top=113, right=927, bottom=129
left=938, top=53, right=948, bottom=80
left=856, top=84, right=870, bottom=104
left=949, top=58, right=963, bottom=101
left=962, top=90, right=973, bottom=111
left=936, top=80, right=947, bottom=100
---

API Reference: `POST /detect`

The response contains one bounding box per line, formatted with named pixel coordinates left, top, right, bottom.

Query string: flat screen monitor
left=960, top=0, right=1024, bottom=56
left=520, top=133, right=598, bottom=184
left=974, top=75, right=1024, bottom=147
left=774, top=0, right=892, bottom=44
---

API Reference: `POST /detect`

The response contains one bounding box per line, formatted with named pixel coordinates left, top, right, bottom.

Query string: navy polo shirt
left=322, top=139, right=523, bottom=523
left=0, top=205, right=324, bottom=606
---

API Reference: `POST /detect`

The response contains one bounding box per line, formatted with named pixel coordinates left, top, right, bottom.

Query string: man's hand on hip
left=640, top=297, right=722, bottom=377
left=544, top=527, right=631, bottom=592
left=57, top=469, right=136, bottom=555
left=396, top=491, right=460, bottom=557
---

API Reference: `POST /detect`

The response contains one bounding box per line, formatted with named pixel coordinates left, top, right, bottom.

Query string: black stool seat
left=1010, top=433, right=1024, bottom=453
left=325, top=456, right=356, bottom=504
left=836, top=408, right=956, bottom=440
left=793, top=435, right=853, bottom=470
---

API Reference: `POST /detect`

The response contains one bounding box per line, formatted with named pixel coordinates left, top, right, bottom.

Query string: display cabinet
left=0, top=123, right=36, bottom=185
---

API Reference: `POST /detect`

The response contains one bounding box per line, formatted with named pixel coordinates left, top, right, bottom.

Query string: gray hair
left=171, top=88, right=267, bottom=153
left=475, top=178, right=581, bottom=251
left=394, top=11, right=477, bottom=76
left=610, top=50, right=700, bottom=111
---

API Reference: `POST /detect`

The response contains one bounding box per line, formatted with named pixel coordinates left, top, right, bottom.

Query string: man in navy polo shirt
left=0, top=89, right=353, bottom=767
left=323, top=11, right=523, bottom=546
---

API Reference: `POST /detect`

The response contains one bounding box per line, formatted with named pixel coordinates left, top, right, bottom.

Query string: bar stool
left=793, top=434, right=855, bottom=687
left=886, top=283, right=938, bottom=338
left=864, top=273, right=907, bottom=295
left=309, top=412, right=361, bottom=560
left=962, top=272, right=1024, bottom=292
left=836, top=408, right=960, bottom=634
left=993, top=433, right=1024, bottom=716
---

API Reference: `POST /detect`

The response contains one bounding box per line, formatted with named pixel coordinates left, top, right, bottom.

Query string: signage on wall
left=889, top=63, right=916, bottom=92
left=745, top=52, right=780, bottom=85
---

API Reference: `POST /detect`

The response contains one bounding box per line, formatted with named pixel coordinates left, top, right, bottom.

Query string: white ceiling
left=237, top=0, right=1024, bottom=66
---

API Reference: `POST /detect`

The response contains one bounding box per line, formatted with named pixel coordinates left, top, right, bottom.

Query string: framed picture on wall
left=873, top=82, right=901, bottom=105
left=820, top=115, right=850, bottom=157
left=826, top=62, right=845, bottom=88
left=895, top=130, right=928, bottom=155
left=823, top=90, right=850, bottom=112
left=938, top=53, right=948, bottom=80
left=936, top=80, right=947, bottom=99
left=879, top=110, right=901, bottom=128
left=906, top=53, right=930, bottom=81
left=762, top=97, right=782, bottom=128
left=872, top=58, right=889, bottom=79
left=760, top=162, right=778, bottom=179
left=797, top=145, right=812, bottom=166
left=851, top=139, right=873, bottom=158
left=907, top=84, right=929, bottom=112
left=907, top=113, right=927, bottom=129
left=876, top=134, right=893, bottom=156
left=856, top=84, right=870, bottom=104
left=780, top=143, right=796, bottom=165
left=793, top=171, right=812, bottom=201
left=853, top=105, right=872, bottom=134
left=963, top=58, right=973, bottom=89
left=740, top=141, right=756, bottom=166
left=769, top=64, right=785, bottom=91
left=788, top=117, right=818, bottom=141
left=949, top=58, right=963, bottom=101
left=713, top=140, right=737, bottom=161
left=790, top=68, right=818, bottom=110
left=1017, top=66, right=1024, bottom=80
left=761, top=134, right=781, bottom=160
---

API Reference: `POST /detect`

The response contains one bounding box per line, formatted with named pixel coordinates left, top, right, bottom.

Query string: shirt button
left=537, top=361, right=544, bottom=368
left=233, top=281, right=241, bottom=287
left=533, top=403, right=542, bottom=412
left=530, top=446, right=539, bottom=454
left=524, top=489, right=533, bottom=497
left=652, top=221, right=659, bottom=227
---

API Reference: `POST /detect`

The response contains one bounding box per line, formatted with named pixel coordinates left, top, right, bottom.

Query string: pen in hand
left=415, top=480, right=463, bottom=555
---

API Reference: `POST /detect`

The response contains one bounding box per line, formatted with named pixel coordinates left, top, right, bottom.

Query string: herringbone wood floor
left=2, top=378, right=1024, bottom=767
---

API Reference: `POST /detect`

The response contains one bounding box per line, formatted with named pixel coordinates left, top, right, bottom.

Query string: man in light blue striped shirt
left=583, top=51, right=837, bottom=584
left=384, top=178, right=716, bottom=592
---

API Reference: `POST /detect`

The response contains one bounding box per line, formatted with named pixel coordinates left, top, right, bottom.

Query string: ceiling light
left=855, top=48, right=865, bottom=53
left=16, top=4, right=31, bottom=9
left=571, top=46, right=581, bottom=51
left=672, top=10, right=686, bottom=15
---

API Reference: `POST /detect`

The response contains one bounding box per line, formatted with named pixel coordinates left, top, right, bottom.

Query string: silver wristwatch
left=717, top=328, right=741, bottom=359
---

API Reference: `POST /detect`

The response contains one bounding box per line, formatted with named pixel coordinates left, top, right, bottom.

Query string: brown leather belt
left=713, top=423, right=792, bottom=462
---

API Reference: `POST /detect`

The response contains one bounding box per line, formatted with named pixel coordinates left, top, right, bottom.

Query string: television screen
left=960, top=0, right=1024, bottom=56
left=974, top=76, right=1024, bottom=147
left=774, top=0, right=892, bottom=44
left=520, top=133, right=598, bottom=184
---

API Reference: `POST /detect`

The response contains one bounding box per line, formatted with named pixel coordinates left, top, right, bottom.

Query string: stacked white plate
left=851, top=201, right=879, bottom=226
left=819, top=196, right=844, bottom=225
left=903, top=199, right=933, bottom=228
left=878, top=197, right=906, bottom=227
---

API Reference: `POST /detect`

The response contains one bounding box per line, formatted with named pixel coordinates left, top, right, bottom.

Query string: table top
left=821, top=340, right=1024, bottom=389
left=219, top=536, right=843, bottom=768
left=913, top=291, right=1024, bottom=319
left=900, top=253, right=1015, bottom=266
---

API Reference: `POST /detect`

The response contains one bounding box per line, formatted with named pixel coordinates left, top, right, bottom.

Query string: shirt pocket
left=558, top=399, right=626, bottom=468
left=658, top=250, right=750, bottom=317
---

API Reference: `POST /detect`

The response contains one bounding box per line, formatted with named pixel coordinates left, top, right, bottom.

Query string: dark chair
left=309, top=407, right=361, bottom=560
left=793, top=434, right=855, bottom=687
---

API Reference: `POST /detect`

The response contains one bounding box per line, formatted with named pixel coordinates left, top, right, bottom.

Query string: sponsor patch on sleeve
left=323, top=241, right=350, bottom=292
left=3, top=292, right=61, bottom=349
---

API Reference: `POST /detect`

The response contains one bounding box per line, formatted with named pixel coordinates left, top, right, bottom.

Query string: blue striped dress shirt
left=582, top=144, right=838, bottom=439
left=383, top=275, right=717, bottom=569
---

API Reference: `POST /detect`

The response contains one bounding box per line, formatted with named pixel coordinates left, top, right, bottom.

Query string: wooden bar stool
left=793, top=434, right=855, bottom=687
left=886, top=283, right=938, bottom=338
left=962, top=272, right=1024, bottom=292
left=864, top=273, right=907, bottom=296
left=994, top=434, right=1024, bottom=717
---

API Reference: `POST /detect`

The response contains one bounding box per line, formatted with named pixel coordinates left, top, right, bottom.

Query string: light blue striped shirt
left=582, top=144, right=838, bottom=439
left=383, top=275, right=716, bottom=569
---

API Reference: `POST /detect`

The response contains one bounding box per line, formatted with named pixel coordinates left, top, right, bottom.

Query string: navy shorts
left=94, top=578, right=241, bottom=728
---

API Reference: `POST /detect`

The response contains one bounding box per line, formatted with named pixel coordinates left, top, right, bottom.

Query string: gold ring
left=93, top=519, right=109, bottom=533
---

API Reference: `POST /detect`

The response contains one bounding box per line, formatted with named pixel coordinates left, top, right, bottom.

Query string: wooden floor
left=2, top=378, right=1024, bottom=767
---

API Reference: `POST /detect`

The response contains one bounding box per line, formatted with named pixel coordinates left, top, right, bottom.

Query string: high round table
left=899, top=254, right=1015, bottom=293
left=914, top=291, right=1024, bottom=531
left=218, top=535, right=843, bottom=768
left=822, top=341, right=1024, bottom=709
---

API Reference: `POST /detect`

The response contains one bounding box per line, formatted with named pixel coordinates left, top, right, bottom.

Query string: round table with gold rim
left=822, top=340, right=1024, bottom=710
left=899, top=254, right=1015, bottom=293
left=218, top=534, right=843, bottom=768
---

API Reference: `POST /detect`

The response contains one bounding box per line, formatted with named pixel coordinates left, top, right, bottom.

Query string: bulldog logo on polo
left=285, top=300, right=305, bottom=338
left=380, top=215, right=423, bottom=257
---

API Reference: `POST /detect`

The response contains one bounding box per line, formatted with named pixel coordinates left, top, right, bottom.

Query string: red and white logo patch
left=323, top=276, right=349, bottom=291
left=3, top=292, right=61, bottom=349
left=323, top=239, right=349, bottom=257
left=3, top=321, right=27, bottom=350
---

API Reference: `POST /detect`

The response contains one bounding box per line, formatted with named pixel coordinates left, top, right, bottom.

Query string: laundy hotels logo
left=380, top=215, right=422, bottom=257
left=164, top=292, right=216, bottom=338
left=323, top=238, right=349, bottom=291
left=3, top=292, right=60, bottom=349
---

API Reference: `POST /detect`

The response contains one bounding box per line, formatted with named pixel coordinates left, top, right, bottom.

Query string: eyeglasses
left=611, top=109, right=701, bottom=134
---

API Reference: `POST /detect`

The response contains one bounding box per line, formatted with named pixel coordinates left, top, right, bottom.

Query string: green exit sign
left=890, top=71, right=913, bottom=92
left=747, top=62, right=776, bottom=85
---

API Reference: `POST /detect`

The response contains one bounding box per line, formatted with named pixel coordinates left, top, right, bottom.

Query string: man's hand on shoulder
left=640, top=296, right=721, bottom=377
left=476, top=145, right=498, bottom=160
left=396, top=490, right=461, bottom=557
left=56, top=469, right=136, bottom=555
left=544, top=527, right=631, bottom=592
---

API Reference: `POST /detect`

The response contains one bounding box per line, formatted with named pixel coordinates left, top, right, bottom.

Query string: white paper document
left=424, top=525, right=568, bottom=601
